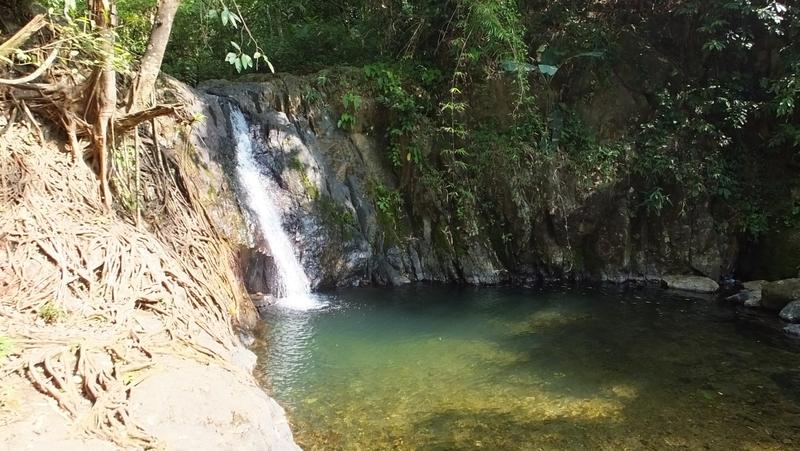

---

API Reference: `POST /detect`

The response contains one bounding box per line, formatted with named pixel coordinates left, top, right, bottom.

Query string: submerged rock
left=660, top=275, right=719, bottom=293
left=779, top=300, right=800, bottom=323
left=725, top=291, right=750, bottom=304
left=725, top=280, right=765, bottom=308
left=761, top=278, right=800, bottom=311
left=784, top=324, right=800, bottom=338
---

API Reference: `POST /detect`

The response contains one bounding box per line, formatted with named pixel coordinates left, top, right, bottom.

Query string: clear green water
left=254, top=286, right=800, bottom=450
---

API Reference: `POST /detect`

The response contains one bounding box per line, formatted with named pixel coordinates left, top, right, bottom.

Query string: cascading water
left=229, top=104, right=323, bottom=310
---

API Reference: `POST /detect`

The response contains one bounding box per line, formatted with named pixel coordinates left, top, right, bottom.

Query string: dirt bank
left=0, top=101, right=300, bottom=450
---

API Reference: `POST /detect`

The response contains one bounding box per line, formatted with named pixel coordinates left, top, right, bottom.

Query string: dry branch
left=114, top=103, right=182, bottom=135
left=0, top=14, right=46, bottom=62
left=0, top=43, right=61, bottom=85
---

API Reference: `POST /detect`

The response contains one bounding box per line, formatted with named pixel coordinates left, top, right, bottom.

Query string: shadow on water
left=258, top=285, right=800, bottom=451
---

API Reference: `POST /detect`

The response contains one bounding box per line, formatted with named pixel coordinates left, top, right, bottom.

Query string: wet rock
left=725, top=280, right=765, bottom=308
left=725, top=291, right=751, bottom=304
left=743, top=280, right=767, bottom=291
left=660, top=275, right=719, bottom=293
left=784, top=324, right=800, bottom=338
left=761, top=278, right=800, bottom=311
left=250, top=292, right=278, bottom=313
left=743, top=296, right=762, bottom=308
left=238, top=329, right=256, bottom=347
left=779, top=300, right=800, bottom=323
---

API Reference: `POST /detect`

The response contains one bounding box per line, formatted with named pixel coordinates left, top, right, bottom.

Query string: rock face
left=660, top=275, right=719, bottom=293
left=779, top=300, right=800, bottom=323
left=187, top=70, right=740, bottom=289
left=761, top=278, right=800, bottom=311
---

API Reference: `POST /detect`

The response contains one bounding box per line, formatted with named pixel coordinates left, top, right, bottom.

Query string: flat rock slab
left=779, top=300, right=800, bottom=323
left=661, top=275, right=719, bottom=293
left=129, top=357, right=301, bottom=451
left=762, top=278, right=800, bottom=311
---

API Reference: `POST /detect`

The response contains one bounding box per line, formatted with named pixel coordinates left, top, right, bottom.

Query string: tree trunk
left=90, top=0, right=117, bottom=209
left=130, top=0, right=180, bottom=111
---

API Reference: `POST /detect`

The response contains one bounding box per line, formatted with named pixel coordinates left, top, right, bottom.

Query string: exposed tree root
left=0, top=101, right=247, bottom=448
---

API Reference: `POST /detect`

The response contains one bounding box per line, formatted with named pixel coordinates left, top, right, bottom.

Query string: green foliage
left=0, top=336, right=12, bottom=359
left=363, top=63, right=428, bottom=166
left=337, top=91, right=362, bottom=130
left=374, top=183, right=404, bottom=219
left=640, top=187, right=672, bottom=216
left=39, top=301, right=66, bottom=324
left=157, top=0, right=800, bottom=240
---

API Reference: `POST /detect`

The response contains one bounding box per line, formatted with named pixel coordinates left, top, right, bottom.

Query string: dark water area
left=254, top=285, right=800, bottom=450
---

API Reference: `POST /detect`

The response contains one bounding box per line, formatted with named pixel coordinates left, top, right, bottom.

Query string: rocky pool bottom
left=254, top=286, right=800, bottom=450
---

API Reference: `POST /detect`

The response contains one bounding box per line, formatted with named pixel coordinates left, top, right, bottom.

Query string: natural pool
left=254, top=286, right=800, bottom=450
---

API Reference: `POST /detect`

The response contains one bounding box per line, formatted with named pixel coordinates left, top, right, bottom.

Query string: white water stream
left=230, top=105, right=324, bottom=311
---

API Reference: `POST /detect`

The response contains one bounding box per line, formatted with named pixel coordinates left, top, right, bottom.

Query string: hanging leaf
left=240, top=53, right=253, bottom=70
left=266, top=58, right=275, bottom=73
left=221, top=7, right=230, bottom=26
left=537, top=64, right=558, bottom=76
left=230, top=41, right=240, bottom=51
left=234, top=57, right=242, bottom=73
left=573, top=51, right=605, bottom=59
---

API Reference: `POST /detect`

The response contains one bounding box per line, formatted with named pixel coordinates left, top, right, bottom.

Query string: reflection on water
left=255, top=286, right=800, bottom=450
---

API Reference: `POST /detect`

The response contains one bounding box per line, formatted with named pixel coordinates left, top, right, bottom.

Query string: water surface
left=255, top=286, right=800, bottom=450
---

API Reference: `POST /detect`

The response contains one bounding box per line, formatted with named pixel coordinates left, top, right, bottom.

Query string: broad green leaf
left=573, top=51, right=605, bottom=59
left=234, top=58, right=242, bottom=73
left=501, top=60, right=535, bottom=73
left=240, top=54, right=253, bottom=69
left=221, top=8, right=229, bottom=26
left=537, top=64, right=558, bottom=76
left=225, top=52, right=237, bottom=63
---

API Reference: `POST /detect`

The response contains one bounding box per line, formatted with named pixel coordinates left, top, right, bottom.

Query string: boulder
left=743, top=280, right=767, bottom=291
left=761, top=278, right=800, bottom=311
left=725, top=280, right=765, bottom=308
left=784, top=324, right=800, bottom=338
left=660, top=275, right=719, bottom=293
left=779, top=300, right=800, bottom=323
left=725, top=292, right=750, bottom=304
left=744, top=296, right=762, bottom=308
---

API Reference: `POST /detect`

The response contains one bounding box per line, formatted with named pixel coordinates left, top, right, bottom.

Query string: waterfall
left=229, top=105, right=323, bottom=310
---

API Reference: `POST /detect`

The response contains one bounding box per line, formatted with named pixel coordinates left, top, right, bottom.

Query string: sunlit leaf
left=240, top=53, right=252, bottom=69
left=537, top=64, right=558, bottom=76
